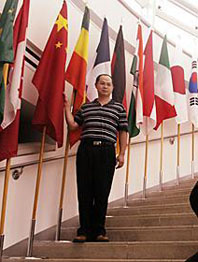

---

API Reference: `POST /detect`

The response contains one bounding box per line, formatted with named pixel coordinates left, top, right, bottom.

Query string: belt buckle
left=93, top=141, right=102, bottom=146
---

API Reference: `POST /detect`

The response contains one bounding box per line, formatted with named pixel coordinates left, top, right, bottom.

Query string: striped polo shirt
left=74, top=99, right=128, bottom=143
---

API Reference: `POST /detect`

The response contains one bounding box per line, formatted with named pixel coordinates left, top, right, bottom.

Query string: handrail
left=0, top=130, right=196, bottom=174
left=0, top=152, right=76, bottom=173
left=131, top=130, right=198, bottom=146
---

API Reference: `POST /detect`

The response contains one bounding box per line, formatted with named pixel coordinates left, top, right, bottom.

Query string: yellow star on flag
left=55, top=41, right=63, bottom=48
left=55, top=14, right=68, bottom=32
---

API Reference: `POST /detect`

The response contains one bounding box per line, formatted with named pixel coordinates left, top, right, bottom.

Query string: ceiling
left=124, top=0, right=198, bottom=55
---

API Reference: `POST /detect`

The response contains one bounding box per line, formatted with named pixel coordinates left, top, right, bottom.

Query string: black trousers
left=76, top=140, right=116, bottom=237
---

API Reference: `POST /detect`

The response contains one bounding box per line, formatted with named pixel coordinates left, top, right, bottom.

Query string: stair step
left=65, top=212, right=197, bottom=228
left=108, top=203, right=191, bottom=216
left=162, top=178, right=197, bottom=190
left=105, top=213, right=198, bottom=227
left=137, top=188, right=193, bottom=198
left=2, top=258, right=186, bottom=262
left=32, top=240, right=198, bottom=259
left=127, top=195, right=190, bottom=206
left=60, top=225, right=198, bottom=241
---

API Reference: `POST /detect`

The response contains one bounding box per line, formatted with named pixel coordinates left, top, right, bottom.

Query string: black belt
left=81, top=139, right=114, bottom=146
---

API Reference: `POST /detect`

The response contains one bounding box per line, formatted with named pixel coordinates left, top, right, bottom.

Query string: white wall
left=0, top=0, right=197, bottom=249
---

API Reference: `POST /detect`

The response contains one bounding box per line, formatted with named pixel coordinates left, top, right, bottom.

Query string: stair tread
left=131, top=188, right=192, bottom=197
left=32, top=240, right=198, bottom=259
left=106, top=212, right=195, bottom=218
left=129, top=194, right=189, bottom=200
left=2, top=258, right=186, bottom=262
left=108, top=202, right=190, bottom=210
left=62, top=224, right=198, bottom=230
left=34, top=240, right=198, bottom=244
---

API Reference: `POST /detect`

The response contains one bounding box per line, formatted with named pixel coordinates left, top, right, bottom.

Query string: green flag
left=130, top=55, right=137, bottom=75
left=128, top=88, right=140, bottom=138
left=0, top=0, right=19, bottom=122
left=128, top=52, right=140, bottom=138
left=154, top=35, right=176, bottom=130
left=0, top=0, right=18, bottom=63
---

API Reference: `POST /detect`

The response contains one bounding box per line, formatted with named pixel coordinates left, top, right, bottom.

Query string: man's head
left=95, top=74, right=113, bottom=98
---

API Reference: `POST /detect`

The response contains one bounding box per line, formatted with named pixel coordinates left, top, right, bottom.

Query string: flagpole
left=55, top=91, right=75, bottom=241
left=0, top=159, right=11, bottom=261
left=27, top=126, right=46, bottom=257
left=176, top=124, right=181, bottom=185
left=159, top=122, right=164, bottom=191
left=0, top=61, right=11, bottom=261
left=191, top=124, right=195, bottom=179
left=55, top=133, right=70, bottom=241
left=124, top=137, right=131, bottom=207
left=143, top=135, right=149, bottom=198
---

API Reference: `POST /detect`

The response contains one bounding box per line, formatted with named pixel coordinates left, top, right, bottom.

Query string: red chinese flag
left=32, top=1, right=68, bottom=148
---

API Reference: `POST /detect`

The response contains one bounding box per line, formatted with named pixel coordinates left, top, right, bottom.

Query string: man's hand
left=63, top=91, right=79, bottom=130
left=116, top=153, right=125, bottom=169
left=63, top=91, right=70, bottom=110
left=116, top=131, right=127, bottom=169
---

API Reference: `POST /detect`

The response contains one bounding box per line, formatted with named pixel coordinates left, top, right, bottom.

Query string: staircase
left=3, top=177, right=198, bottom=262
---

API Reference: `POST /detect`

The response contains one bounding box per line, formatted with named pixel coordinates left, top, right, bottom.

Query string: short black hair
left=95, top=74, right=112, bottom=85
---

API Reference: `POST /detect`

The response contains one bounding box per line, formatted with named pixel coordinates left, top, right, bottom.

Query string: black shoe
left=95, top=235, right=109, bottom=242
left=73, top=235, right=87, bottom=243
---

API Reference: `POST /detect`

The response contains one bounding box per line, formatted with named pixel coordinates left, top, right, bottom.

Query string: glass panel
left=124, top=0, right=198, bottom=51
left=155, top=16, right=195, bottom=55
left=124, top=0, right=143, bottom=16
left=182, top=0, right=198, bottom=8
left=157, top=0, right=197, bottom=29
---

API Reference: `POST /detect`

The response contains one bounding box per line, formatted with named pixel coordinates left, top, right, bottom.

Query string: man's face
left=95, top=75, right=113, bottom=97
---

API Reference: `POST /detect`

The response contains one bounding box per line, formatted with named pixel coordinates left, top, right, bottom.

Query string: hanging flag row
left=0, top=0, right=195, bottom=162
left=129, top=23, right=196, bottom=140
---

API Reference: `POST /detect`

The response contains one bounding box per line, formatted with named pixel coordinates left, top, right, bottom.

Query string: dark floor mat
left=185, top=252, right=198, bottom=262
left=190, top=181, right=198, bottom=217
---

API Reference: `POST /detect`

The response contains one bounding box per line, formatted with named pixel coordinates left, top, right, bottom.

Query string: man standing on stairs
left=64, top=74, right=128, bottom=242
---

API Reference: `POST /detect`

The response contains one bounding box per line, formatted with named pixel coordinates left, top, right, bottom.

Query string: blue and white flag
left=86, top=18, right=111, bottom=101
left=188, top=58, right=198, bottom=127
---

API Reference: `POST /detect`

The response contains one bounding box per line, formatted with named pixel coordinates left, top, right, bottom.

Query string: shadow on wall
left=185, top=181, right=198, bottom=262
left=19, top=98, right=55, bottom=145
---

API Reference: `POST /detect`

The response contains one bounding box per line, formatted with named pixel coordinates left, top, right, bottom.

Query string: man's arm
left=64, top=97, right=79, bottom=131
left=116, top=130, right=127, bottom=169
